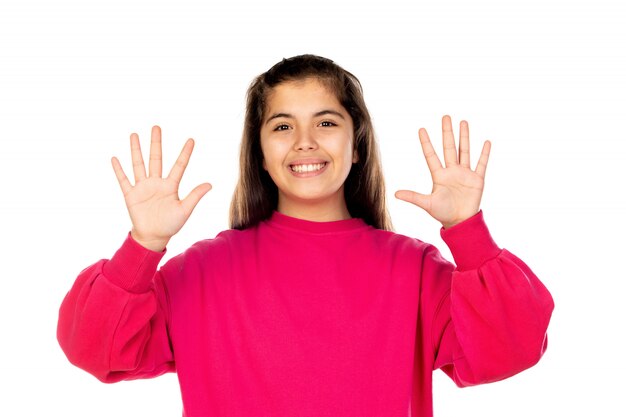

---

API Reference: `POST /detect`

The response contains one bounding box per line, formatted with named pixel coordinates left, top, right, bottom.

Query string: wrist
left=441, top=219, right=463, bottom=230
left=441, top=221, right=456, bottom=229
left=440, top=210, right=501, bottom=271
left=130, top=229, right=169, bottom=252
left=441, top=209, right=481, bottom=230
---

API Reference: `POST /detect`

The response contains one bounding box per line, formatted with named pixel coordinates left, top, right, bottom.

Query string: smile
left=289, top=162, right=327, bottom=173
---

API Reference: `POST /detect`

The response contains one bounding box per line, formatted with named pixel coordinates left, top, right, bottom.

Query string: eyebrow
left=264, top=109, right=346, bottom=126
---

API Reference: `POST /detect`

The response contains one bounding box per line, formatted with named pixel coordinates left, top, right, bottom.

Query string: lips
left=287, top=159, right=329, bottom=177
left=290, top=162, right=327, bottom=173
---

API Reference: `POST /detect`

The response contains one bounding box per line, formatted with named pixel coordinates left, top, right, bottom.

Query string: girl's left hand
left=395, top=115, right=491, bottom=229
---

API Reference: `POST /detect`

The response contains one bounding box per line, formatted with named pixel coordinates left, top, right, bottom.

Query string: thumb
left=395, top=190, right=431, bottom=212
left=181, top=183, right=212, bottom=215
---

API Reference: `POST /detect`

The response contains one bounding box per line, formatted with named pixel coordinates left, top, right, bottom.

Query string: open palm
left=395, top=115, right=491, bottom=229
left=111, top=126, right=212, bottom=251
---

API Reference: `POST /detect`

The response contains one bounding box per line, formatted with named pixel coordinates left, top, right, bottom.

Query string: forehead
left=265, top=78, right=341, bottom=111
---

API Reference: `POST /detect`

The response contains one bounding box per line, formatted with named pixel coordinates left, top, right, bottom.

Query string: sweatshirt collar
left=266, top=211, right=368, bottom=234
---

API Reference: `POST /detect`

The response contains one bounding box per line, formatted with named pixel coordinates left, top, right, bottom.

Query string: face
left=260, top=77, right=357, bottom=220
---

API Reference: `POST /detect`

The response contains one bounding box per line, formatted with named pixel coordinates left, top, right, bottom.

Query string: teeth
left=291, top=163, right=326, bottom=173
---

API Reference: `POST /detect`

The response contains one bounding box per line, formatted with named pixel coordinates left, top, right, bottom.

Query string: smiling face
left=260, top=77, right=357, bottom=221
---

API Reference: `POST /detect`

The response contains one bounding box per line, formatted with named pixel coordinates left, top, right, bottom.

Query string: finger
left=475, top=140, right=491, bottom=178
left=459, top=120, right=471, bottom=168
left=111, top=156, right=133, bottom=196
left=181, top=183, right=213, bottom=215
left=442, top=115, right=458, bottom=167
left=394, top=190, right=431, bottom=213
left=149, top=125, right=163, bottom=178
left=130, top=133, right=147, bottom=182
left=168, top=138, right=195, bottom=185
left=418, top=128, right=443, bottom=174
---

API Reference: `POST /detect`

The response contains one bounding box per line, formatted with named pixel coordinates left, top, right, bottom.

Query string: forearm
left=57, top=234, right=174, bottom=382
left=432, top=211, right=555, bottom=386
left=447, top=249, right=554, bottom=385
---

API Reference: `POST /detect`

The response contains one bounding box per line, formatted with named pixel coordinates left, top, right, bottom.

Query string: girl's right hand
left=111, top=125, right=212, bottom=252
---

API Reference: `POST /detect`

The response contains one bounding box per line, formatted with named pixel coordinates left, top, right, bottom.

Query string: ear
left=352, top=149, right=359, bottom=164
left=262, top=158, right=267, bottom=171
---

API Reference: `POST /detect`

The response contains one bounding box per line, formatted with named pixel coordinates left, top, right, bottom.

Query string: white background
left=1, top=0, right=624, bottom=415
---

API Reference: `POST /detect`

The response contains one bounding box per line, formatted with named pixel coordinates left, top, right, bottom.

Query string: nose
left=293, top=127, right=318, bottom=151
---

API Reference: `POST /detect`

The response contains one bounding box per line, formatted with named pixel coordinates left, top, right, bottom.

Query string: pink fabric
left=57, top=210, right=554, bottom=417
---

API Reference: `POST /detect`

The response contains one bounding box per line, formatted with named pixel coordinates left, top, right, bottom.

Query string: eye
left=274, top=124, right=290, bottom=131
left=319, top=121, right=337, bottom=127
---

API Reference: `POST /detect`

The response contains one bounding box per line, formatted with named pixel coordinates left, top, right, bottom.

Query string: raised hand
left=395, top=115, right=491, bottom=229
left=111, top=126, right=212, bottom=251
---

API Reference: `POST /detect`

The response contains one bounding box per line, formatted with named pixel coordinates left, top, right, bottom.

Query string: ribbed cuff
left=440, top=210, right=501, bottom=271
left=102, top=232, right=167, bottom=293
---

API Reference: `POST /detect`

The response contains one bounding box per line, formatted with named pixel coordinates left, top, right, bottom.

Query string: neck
left=277, top=195, right=352, bottom=223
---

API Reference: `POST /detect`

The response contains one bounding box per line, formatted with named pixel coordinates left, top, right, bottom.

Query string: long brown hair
left=229, top=54, right=392, bottom=231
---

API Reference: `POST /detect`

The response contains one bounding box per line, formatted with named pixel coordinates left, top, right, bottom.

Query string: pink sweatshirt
left=57, top=210, right=554, bottom=417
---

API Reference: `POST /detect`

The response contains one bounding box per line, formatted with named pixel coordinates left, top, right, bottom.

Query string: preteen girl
left=57, top=54, right=554, bottom=417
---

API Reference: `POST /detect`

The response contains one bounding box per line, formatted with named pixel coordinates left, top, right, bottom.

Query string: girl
left=57, top=54, right=554, bottom=417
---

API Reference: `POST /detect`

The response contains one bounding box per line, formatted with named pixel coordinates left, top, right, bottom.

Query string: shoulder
left=186, top=227, right=257, bottom=257
left=361, top=226, right=434, bottom=257
left=160, top=227, right=258, bottom=274
left=367, top=226, right=427, bottom=247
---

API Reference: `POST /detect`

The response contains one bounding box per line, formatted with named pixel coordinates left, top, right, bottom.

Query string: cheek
left=260, top=143, right=282, bottom=173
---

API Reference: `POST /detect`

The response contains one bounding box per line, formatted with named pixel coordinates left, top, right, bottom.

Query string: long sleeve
left=57, top=233, right=176, bottom=383
left=428, top=210, right=554, bottom=387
